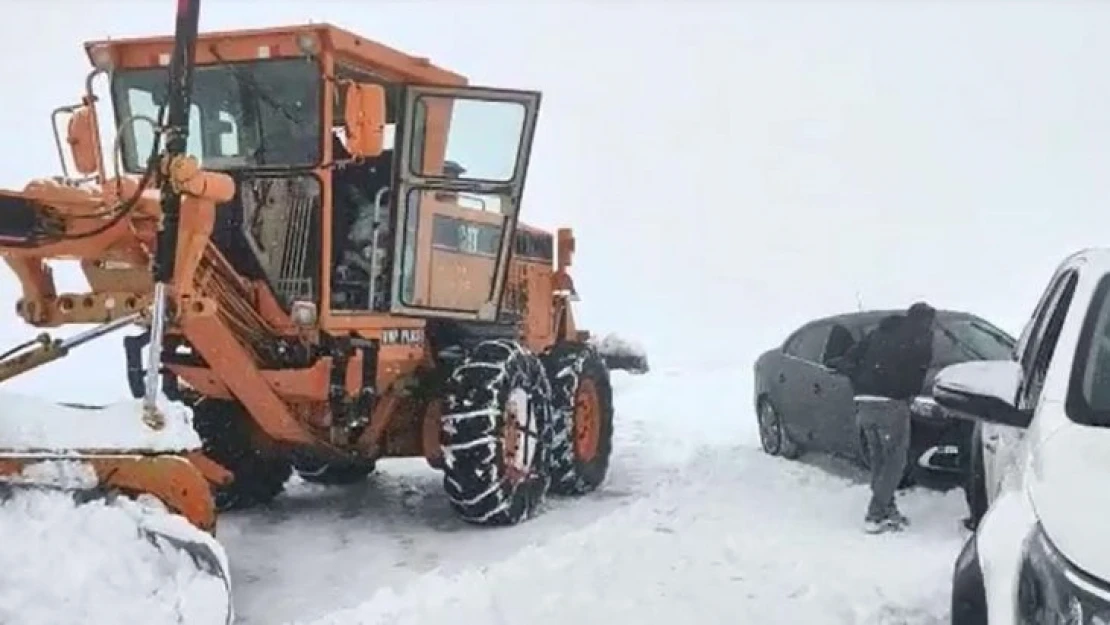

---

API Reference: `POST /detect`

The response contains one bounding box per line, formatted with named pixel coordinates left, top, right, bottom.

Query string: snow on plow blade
left=602, top=352, right=650, bottom=374
left=0, top=396, right=233, bottom=624
left=0, top=455, right=233, bottom=625
left=591, top=333, right=651, bottom=374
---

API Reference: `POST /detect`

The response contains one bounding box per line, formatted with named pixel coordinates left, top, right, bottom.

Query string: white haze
left=0, top=0, right=1105, bottom=400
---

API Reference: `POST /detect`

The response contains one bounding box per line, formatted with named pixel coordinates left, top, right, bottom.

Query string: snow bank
left=0, top=464, right=231, bottom=625
left=0, top=391, right=201, bottom=452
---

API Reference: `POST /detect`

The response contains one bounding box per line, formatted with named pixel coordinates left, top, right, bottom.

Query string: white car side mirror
left=932, top=360, right=1033, bottom=428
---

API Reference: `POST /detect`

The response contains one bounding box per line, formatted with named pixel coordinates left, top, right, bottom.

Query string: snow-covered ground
left=211, top=364, right=970, bottom=625
left=0, top=359, right=971, bottom=624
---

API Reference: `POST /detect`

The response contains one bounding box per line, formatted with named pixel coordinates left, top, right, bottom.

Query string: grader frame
left=0, top=9, right=617, bottom=530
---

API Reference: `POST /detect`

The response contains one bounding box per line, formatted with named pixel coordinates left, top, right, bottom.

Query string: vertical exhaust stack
left=144, top=0, right=202, bottom=428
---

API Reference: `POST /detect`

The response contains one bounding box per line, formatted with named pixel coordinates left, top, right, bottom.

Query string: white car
left=933, top=247, right=1110, bottom=624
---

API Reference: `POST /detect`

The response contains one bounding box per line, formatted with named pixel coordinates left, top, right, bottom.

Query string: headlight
left=1018, top=523, right=1110, bottom=624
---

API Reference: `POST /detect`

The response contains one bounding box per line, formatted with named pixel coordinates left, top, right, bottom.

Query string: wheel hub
left=574, top=378, right=602, bottom=462
left=503, top=387, right=537, bottom=483
left=758, top=403, right=782, bottom=453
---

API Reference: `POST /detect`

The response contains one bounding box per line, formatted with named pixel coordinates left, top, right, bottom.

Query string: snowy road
left=219, top=366, right=971, bottom=625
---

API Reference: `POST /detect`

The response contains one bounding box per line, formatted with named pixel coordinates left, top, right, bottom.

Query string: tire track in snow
left=221, top=371, right=689, bottom=624
left=295, top=443, right=968, bottom=625
left=223, top=366, right=969, bottom=624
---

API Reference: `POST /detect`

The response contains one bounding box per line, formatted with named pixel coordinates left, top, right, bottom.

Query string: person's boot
left=886, top=503, right=910, bottom=528
left=863, top=517, right=904, bottom=533
left=863, top=511, right=899, bottom=534
left=863, top=517, right=884, bottom=534
left=864, top=504, right=908, bottom=533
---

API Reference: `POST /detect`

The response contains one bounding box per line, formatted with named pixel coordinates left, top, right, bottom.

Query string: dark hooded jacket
left=836, top=307, right=935, bottom=400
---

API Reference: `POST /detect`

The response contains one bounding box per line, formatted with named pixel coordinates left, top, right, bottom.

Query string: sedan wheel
left=757, top=399, right=800, bottom=459
left=758, top=401, right=783, bottom=455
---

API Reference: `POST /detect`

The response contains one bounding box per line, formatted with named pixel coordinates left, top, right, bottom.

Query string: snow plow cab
left=0, top=12, right=638, bottom=615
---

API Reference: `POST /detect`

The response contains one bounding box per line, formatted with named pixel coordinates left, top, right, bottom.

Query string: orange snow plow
left=0, top=454, right=216, bottom=531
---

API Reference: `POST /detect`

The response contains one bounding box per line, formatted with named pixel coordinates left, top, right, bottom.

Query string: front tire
left=440, top=339, right=554, bottom=526
left=757, top=397, right=800, bottom=459
left=192, top=398, right=292, bottom=511
left=951, top=532, right=989, bottom=624
left=541, top=342, right=615, bottom=496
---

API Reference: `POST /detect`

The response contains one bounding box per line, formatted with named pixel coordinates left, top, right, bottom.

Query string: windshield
left=111, top=58, right=321, bottom=171
left=935, top=317, right=1015, bottom=364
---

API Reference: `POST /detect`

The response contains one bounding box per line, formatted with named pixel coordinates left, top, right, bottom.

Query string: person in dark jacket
left=830, top=302, right=936, bottom=533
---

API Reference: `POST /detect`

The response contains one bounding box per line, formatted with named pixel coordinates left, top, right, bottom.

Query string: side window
left=1076, top=276, right=1110, bottom=415
left=785, top=324, right=832, bottom=363
left=216, top=111, right=240, bottom=157
left=1019, top=271, right=1079, bottom=409
left=1019, top=270, right=1074, bottom=372
left=122, top=87, right=203, bottom=166
left=855, top=321, right=879, bottom=342
left=823, top=323, right=856, bottom=364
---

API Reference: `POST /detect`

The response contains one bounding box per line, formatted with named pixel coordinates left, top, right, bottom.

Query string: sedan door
left=776, top=322, right=834, bottom=448
left=814, top=321, right=868, bottom=457
left=779, top=321, right=857, bottom=453
left=812, top=361, right=860, bottom=456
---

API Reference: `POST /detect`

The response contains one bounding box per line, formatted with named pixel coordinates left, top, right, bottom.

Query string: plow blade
left=601, top=352, right=650, bottom=374
left=591, top=333, right=651, bottom=375
left=0, top=454, right=233, bottom=625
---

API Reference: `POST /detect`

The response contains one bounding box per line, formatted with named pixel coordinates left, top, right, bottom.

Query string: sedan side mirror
left=932, top=360, right=1033, bottom=428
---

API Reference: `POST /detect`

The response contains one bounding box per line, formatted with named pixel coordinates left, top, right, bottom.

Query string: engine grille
left=240, top=177, right=320, bottom=308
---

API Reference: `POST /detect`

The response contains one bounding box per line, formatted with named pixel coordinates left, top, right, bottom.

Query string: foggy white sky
left=0, top=0, right=1106, bottom=399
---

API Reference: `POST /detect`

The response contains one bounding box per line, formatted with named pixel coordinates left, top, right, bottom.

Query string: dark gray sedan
left=752, top=309, right=1016, bottom=487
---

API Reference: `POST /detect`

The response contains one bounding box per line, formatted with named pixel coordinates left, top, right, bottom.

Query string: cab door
left=390, top=85, right=542, bottom=321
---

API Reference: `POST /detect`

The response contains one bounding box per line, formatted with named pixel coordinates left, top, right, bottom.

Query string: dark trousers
left=856, top=397, right=911, bottom=520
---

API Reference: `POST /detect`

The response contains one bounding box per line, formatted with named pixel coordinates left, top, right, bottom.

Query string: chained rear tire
left=542, top=342, right=614, bottom=495
left=440, top=339, right=553, bottom=526
left=191, top=399, right=292, bottom=511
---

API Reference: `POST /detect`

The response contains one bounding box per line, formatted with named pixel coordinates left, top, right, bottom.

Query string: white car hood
left=1031, top=419, right=1110, bottom=579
